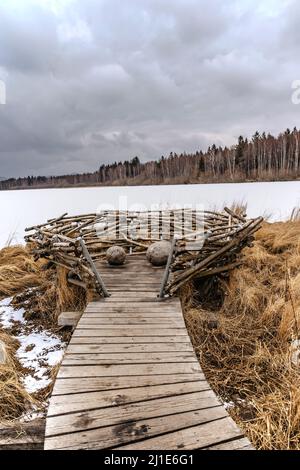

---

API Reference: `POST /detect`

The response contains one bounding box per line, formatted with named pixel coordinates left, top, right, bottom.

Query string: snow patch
left=0, top=297, right=65, bottom=393
left=17, top=331, right=65, bottom=393
left=0, top=297, right=25, bottom=327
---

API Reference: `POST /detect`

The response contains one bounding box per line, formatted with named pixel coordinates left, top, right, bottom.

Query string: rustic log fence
left=25, top=209, right=263, bottom=298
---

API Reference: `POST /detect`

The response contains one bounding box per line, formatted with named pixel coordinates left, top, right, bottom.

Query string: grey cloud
left=0, top=0, right=300, bottom=177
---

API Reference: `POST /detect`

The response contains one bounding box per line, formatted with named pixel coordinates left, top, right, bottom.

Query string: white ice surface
left=1, top=181, right=300, bottom=247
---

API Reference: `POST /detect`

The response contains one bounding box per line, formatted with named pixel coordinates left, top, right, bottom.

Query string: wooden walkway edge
left=44, top=256, right=253, bottom=450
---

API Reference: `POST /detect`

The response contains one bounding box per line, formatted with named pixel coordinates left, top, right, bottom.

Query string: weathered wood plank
left=115, top=416, right=243, bottom=450
left=52, top=374, right=205, bottom=395
left=77, top=319, right=185, bottom=327
left=96, top=268, right=163, bottom=275
left=73, top=328, right=188, bottom=337
left=57, top=362, right=201, bottom=378
left=58, top=311, right=82, bottom=327
left=82, top=313, right=184, bottom=320
left=67, top=343, right=194, bottom=354
left=0, top=419, right=45, bottom=451
left=63, top=352, right=196, bottom=365
left=101, top=278, right=162, bottom=283
left=204, top=437, right=254, bottom=450
left=79, top=317, right=184, bottom=325
left=105, top=288, right=161, bottom=293
left=45, top=407, right=227, bottom=450
left=48, top=382, right=209, bottom=416
left=69, top=336, right=191, bottom=344
left=100, top=295, right=162, bottom=302
left=45, top=391, right=220, bottom=437
left=85, top=306, right=182, bottom=313
left=86, top=301, right=181, bottom=309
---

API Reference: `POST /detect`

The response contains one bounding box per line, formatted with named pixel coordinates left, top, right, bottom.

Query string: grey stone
left=146, top=241, right=171, bottom=266
left=106, top=246, right=126, bottom=266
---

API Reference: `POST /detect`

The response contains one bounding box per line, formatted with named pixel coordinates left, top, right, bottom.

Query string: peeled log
left=0, top=340, right=7, bottom=364
left=147, top=241, right=171, bottom=266
left=106, top=246, right=126, bottom=266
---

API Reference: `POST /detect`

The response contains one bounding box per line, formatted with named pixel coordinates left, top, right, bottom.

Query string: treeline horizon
left=1, top=127, right=300, bottom=190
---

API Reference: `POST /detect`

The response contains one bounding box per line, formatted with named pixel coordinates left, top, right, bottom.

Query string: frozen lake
left=0, top=181, right=300, bottom=248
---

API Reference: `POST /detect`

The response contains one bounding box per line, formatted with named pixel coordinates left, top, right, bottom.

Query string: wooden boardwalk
left=44, top=255, right=252, bottom=450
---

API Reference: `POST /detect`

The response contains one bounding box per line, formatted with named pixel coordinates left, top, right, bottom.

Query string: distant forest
left=1, top=128, right=300, bottom=190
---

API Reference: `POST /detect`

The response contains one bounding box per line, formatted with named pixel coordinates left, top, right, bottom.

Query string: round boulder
left=106, top=246, right=126, bottom=266
left=146, top=241, right=171, bottom=266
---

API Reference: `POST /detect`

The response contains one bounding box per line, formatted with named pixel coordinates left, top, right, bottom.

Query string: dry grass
left=0, top=246, right=41, bottom=298
left=0, top=245, right=88, bottom=326
left=0, top=332, right=35, bottom=424
left=182, top=220, right=300, bottom=450
left=0, top=245, right=89, bottom=424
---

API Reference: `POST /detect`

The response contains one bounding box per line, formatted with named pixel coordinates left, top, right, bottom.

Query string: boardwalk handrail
left=78, top=238, right=110, bottom=297
left=159, top=237, right=177, bottom=299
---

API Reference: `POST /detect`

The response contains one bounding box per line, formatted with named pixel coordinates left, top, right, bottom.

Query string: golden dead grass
left=0, top=246, right=41, bottom=298
left=0, top=245, right=88, bottom=423
left=182, top=220, right=300, bottom=450
left=0, top=331, right=35, bottom=423
left=0, top=245, right=88, bottom=325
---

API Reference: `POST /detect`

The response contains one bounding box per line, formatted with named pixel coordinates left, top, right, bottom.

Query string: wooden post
left=159, top=237, right=177, bottom=299
left=78, top=238, right=110, bottom=297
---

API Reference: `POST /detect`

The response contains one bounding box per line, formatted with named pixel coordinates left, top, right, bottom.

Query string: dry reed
left=0, top=332, right=35, bottom=423
left=0, top=245, right=88, bottom=425
left=182, top=220, right=300, bottom=449
left=0, top=245, right=88, bottom=326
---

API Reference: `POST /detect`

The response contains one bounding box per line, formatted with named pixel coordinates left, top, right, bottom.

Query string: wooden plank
left=45, top=407, right=227, bottom=450
left=96, top=261, right=161, bottom=268
left=0, top=419, right=45, bottom=451
left=48, top=382, right=209, bottom=416
left=45, top=390, right=220, bottom=437
left=204, top=437, right=254, bottom=450
left=69, top=336, right=191, bottom=344
left=58, top=311, right=82, bottom=327
left=98, top=272, right=162, bottom=276
left=101, top=296, right=161, bottom=302
left=78, top=317, right=185, bottom=329
left=102, top=277, right=162, bottom=282
left=52, top=373, right=205, bottom=395
left=106, top=292, right=159, bottom=296
left=63, top=352, right=196, bottom=365
left=86, top=301, right=180, bottom=308
left=79, top=316, right=185, bottom=328
left=115, top=416, right=243, bottom=450
left=67, top=343, right=194, bottom=354
left=73, top=328, right=188, bottom=337
left=82, top=312, right=184, bottom=319
left=85, top=306, right=182, bottom=313
left=57, top=362, right=202, bottom=379
left=104, top=287, right=160, bottom=292
left=102, top=282, right=161, bottom=287
left=96, top=267, right=163, bottom=274
left=103, top=280, right=160, bottom=283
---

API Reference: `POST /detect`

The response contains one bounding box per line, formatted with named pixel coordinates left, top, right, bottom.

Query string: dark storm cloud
left=0, top=0, right=300, bottom=177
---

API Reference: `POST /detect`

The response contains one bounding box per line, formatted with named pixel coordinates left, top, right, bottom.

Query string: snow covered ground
left=0, top=297, right=25, bottom=327
left=0, top=297, right=65, bottom=393
left=1, top=181, right=300, bottom=247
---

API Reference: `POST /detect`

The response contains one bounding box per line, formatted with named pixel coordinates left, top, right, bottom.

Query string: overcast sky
left=0, top=0, right=300, bottom=177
